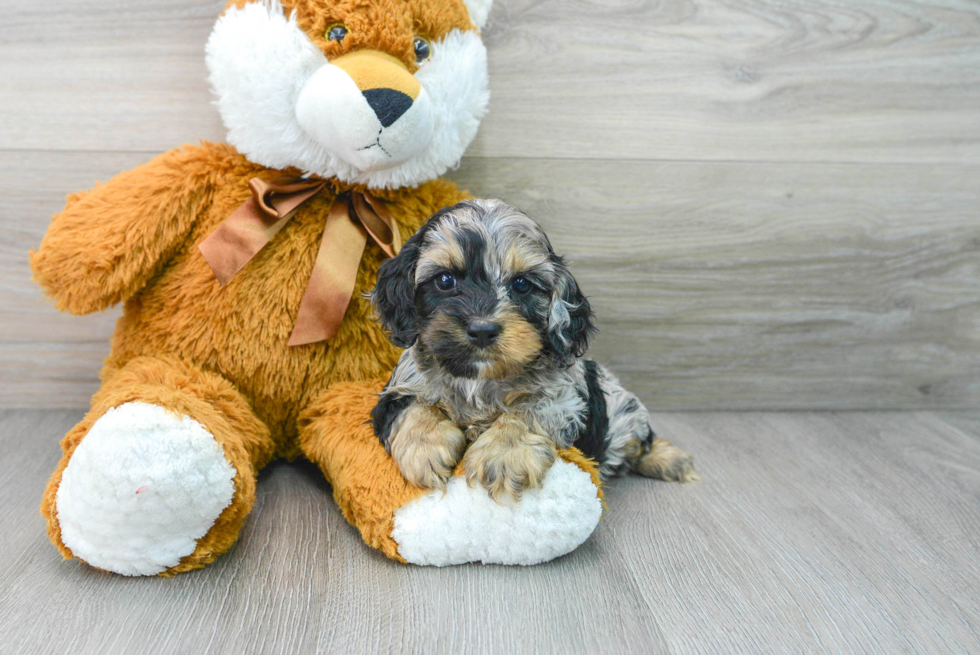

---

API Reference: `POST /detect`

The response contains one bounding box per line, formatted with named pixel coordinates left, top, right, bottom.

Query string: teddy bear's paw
left=391, top=458, right=602, bottom=566
left=55, top=402, right=237, bottom=576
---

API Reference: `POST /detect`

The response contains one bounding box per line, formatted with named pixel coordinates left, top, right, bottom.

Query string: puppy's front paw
left=464, top=418, right=557, bottom=504
left=390, top=406, right=467, bottom=491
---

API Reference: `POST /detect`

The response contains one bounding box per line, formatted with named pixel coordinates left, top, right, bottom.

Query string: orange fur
left=225, top=0, right=475, bottom=70
left=34, top=142, right=468, bottom=455
left=40, top=355, right=275, bottom=574
left=32, top=0, right=604, bottom=573
left=32, top=142, right=474, bottom=571
left=298, top=380, right=421, bottom=561
left=298, top=380, right=604, bottom=560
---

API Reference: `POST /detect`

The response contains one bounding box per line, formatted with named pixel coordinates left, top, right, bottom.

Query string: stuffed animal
left=31, top=0, right=604, bottom=576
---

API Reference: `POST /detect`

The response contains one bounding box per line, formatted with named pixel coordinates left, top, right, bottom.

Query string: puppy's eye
left=511, top=277, right=532, bottom=294
left=326, top=24, right=348, bottom=42
left=435, top=272, right=457, bottom=291
left=414, top=37, right=432, bottom=63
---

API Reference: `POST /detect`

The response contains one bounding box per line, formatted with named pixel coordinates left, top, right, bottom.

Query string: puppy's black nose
left=467, top=320, right=500, bottom=349
left=362, top=88, right=413, bottom=128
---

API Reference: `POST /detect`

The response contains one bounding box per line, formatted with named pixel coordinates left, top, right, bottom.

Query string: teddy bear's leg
left=298, top=380, right=604, bottom=566
left=41, top=356, right=275, bottom=576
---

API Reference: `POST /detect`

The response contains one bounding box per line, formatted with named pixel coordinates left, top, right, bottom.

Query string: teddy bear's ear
left=462, top=0, right=493, bottom=29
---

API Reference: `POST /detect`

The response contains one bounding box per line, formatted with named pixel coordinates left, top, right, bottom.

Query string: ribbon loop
left=351, top=193, right=402, bottom=258
left=199, top=176, right=401, bottom=346
left=250, top=177, right=326, bottom=219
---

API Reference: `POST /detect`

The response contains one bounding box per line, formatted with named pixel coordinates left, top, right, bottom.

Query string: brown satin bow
left=199, top=176, right=402, bottom=346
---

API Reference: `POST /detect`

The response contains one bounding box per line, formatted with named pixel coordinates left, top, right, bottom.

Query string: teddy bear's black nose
left=467, top=320, right=500, bottom=349
left=362, top=88, right=413, bottom=128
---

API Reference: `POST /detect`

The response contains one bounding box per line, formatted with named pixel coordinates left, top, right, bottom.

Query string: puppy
left=370, top=199, right=697, bottom=503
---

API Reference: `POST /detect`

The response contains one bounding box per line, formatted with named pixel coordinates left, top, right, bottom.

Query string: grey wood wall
left=1, top=0, right=978, bottom=409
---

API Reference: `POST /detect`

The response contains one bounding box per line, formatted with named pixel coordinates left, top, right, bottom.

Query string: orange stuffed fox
left=30, top=0, right=603, bottom=576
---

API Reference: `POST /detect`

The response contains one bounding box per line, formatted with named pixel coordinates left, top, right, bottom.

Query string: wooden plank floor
left=2, top=409, right=979, bottom=654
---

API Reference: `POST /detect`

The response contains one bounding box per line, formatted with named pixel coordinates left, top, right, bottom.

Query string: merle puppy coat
left=371, top=199, right=697, bottom=502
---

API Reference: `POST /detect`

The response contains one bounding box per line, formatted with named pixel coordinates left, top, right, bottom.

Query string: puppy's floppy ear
left=546, top=255, right=597, bottom=368
left=371, top=218, right=437, bottom=347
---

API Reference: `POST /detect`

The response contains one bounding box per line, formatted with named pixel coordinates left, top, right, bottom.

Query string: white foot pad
left=392, top=459, right=602, bottom=566
left=56, top=402, right=237, bottom=576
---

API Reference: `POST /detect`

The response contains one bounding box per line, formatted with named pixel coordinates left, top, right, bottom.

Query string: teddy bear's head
left=207, top=0, right=492, bottom=189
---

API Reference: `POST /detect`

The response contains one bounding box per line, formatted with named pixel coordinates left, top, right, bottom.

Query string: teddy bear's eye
left=413, top=37, right=432, bottom=63
left=326, top=24, right=348, bottom=42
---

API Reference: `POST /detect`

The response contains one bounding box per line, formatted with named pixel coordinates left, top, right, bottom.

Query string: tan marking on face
left=479, top=309, right=542, bottom=381
left=463, top=413, right=557, bottom=504
left=419, top=312, right=469, bottom=351
left=417, top=238, right=466, bottom=283
left=502, top=242, right=550, bottom=279
left=626, top=437, right=699, bottom=483
left=390, top=403, right=467, bottom=490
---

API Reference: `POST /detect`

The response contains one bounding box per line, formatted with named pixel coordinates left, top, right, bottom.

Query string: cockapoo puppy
left=371, top=199, right=697, bottom=502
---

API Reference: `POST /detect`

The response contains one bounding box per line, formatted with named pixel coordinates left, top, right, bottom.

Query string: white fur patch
left=295, top=63, right=434, bottom=171
left=392, top=459, right=602, bottom=566
left=206, top=2, right=489, bottom=189
left=463, top=0, right=493, bottom=30
left=56, top=402, right=237, bottom=576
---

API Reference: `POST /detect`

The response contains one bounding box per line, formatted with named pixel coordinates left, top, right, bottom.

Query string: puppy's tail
left=626, top=428, right=699, bottom=483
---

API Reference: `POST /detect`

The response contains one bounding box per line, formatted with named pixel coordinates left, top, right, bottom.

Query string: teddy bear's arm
left=30, top=145, right=220, bottom=315
left=298, top=380, right=605, bottom=566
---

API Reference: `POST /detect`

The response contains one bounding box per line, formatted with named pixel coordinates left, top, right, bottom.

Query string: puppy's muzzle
left=466, top=319, right=500, bottom=349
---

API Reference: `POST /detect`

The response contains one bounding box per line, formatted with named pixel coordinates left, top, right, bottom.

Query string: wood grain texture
left=0, top=1, right=224, bottom=153
left=1, top=0, right=979, bottom=409
left=934, top=411, right=980, bottom=439
left=450, top=158, right=980, bottom=410
left=1, top=0, right=978, bottom=162
left=2, top=409, right=979, bottom=654
left=4, top=151, right=978, bottom=409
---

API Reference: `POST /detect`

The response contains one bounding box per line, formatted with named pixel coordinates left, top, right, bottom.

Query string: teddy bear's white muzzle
left=295, top=64, right=435, bottom=172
